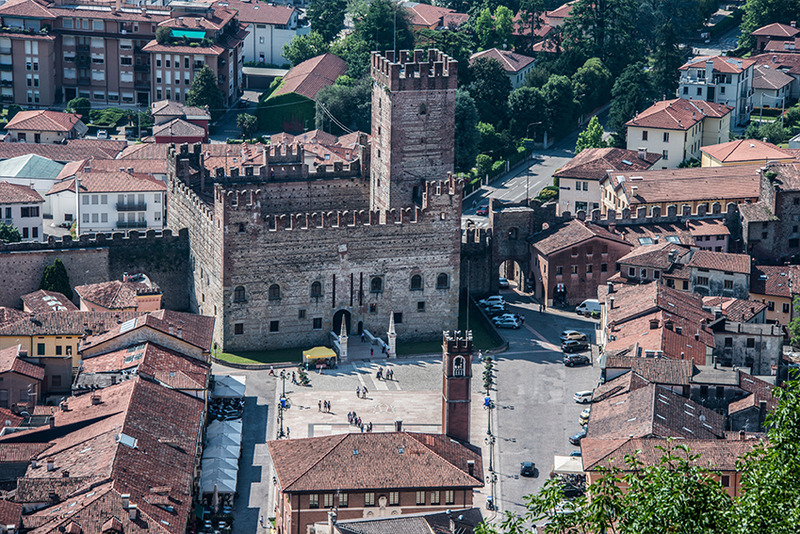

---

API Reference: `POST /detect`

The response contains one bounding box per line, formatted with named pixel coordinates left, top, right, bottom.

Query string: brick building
left=166, top=50, right=462, bottom=352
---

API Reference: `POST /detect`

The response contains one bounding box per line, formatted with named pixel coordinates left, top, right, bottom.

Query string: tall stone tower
left=442, top=330, right=472, bottom=443
left=369, top=49, right=458, bottom=211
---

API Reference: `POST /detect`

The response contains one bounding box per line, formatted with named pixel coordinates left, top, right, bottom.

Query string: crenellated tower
left=442, top=330, right=473, bottom=443
left=370, top=49, right=458, bottom=211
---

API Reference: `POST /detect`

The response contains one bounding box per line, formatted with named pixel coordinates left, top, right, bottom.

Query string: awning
left=200, top=469, right=237, bottom=494
left=203, top=443, right=239, bottom=461
left=302, top=346, right=337, bottom=360
left=172, top=29, right=206, bottom=40
left=553, top=455, right=584, bottom=474
left=212, top=375, right=246, bottom=399
left=207, top=419, right=243, bottom=442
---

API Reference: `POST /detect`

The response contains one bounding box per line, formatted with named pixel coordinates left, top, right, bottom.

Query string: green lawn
left=214, top=347, right=302, bottom=365
left=458, top=299, right=504, bottom=351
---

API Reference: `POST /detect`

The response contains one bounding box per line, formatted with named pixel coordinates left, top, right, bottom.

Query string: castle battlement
left=443, top=330, right=472, bottom=354
left=0, top=228, right=188, bottom=253
left=461, top=227, right=491, bottom=244
left=565, top=202, right=738, bottom=226
left=371, top=49, right=457, bottom=92
left=170, top=177, right=215, bottom=220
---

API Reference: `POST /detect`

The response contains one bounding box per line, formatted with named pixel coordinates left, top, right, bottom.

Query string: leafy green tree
left=455, top=89, right=480, bottom=171
left=330, top=34, right=371, bottom=79
left=66, top=97, right=91, bottom=118
left=508, top=86, right=547, bottom=138
left=468, top=57, right=511, bottom=125
left=571, top=57, right=612, bottom=115
left=155, top=26, right=172, bottom=45
left=745, top=120, right=791, bottom=144
left=475, top=153, right=493, bottom=177
left=236, top=113, right=258, bottom=138
left=353, top=0, right=414, bottom=54
left=40, top=258, right=73, bottom=300
left=283, top=31, right=330, bottom=67
left=6, top=104, right=21, bottom=121
left=307, top=0, right=347, bottom=42
left=186, top=65, right=224, bottom=120
left=518, top=0, right=545, bottom=51
left=739, top=0, right=800, bottom=51
left=575, top=115, right=606, bottom=152
left=477, top=121, right=504, bottom=155
left=0, top=223, right=21, bottom=243
left=609, top=62, right=654, bottom=136
left=315, top=76, right=372, bottom=134
left=494, top=5, right=515, bottom=48
left=542, top=74, right=576, bottom=139
left=650, top=22, right=683, bottom=100
left=474, top=7, right=495, bottom=49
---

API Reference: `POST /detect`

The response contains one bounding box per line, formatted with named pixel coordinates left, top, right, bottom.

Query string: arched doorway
left=498, top=259, right=523, bottom=290
left=332, top=309, right=351, bottom=335
left=357, top=321, right=364, bottom=335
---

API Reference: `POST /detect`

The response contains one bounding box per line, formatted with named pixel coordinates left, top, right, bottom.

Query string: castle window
left=234, top=323, right=243, bottom=335
left=417, top=301, right=425, bottom=312
left=393, top=312, right=403, bottom=324
left=410, top=274, right=423, bottom=291
left=311, top=281, right=322, bottom=298
left=453, top=356, right=465, bottom=376
left=313, top=318, right=322, bottom=329
left=445, top=490, right=454, bottom=505
left=234, top=286, right=246, bottom=302
left=419, top=103, right=427, bottom=115
left=298, top=309, right=306, bottom=319
left=238, top=222, right=245, bottom=233
left=269, top=284, right=281, bottom=300
left=436, top=273, right=449, bottom=289
left=369, top=304, right=377, bottom=313
left=270, top=320, right=279, bottom=332
left=370, top=277, right=383, bottom=293
left=508, top=228, right=518, bottom=240
left=389, top=492, right=399, bottom=506
left=364, top=493, right=375, bottom=507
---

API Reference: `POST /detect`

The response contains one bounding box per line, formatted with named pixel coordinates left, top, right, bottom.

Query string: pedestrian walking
left=370, top=347, right=374, bottom=356
left=361, top=332, right=365, bottom=342
left=363, top=386, right=368, bottom=398
left=390, top=369, right=394, bottom=380
left=269, top=366, right=275, bottom=376
left=286, top=427, right=290, bottom=439
left=318, top=400, right=322, bottom=412
left=519, top=314, right=525, bottom=324
left=327, top=400, right=331, bottom=413
left=539, top=303, right=544, bottom=313
left=356, top=386, right=361, bottom=397
left=292, top=371, right=297, bottom=384
left=360, top=423, right=365, bottom=432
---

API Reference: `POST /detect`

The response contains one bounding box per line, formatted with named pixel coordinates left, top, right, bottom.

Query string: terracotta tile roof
left=0, top=307, right=25, bottom=327
left=531, top=219, right=632, bottom=255
left=273, top=53, right=347, bottom=100
left=751, top=22, right=800, bottom=38
left=752, top=52, right=800, bottom=75
left=738, top=200, right=776, bottom=223
left=626, top=98, right=732, bottom=130
left=48, top=6, right=170, bottom=23
left=16, top=476, right=99, bottom=504
left=77, top=158, right=168, bottom=176
left=554, top=148, right=660, bottom=181
left=0, top=407, right=24, bottom=429
left=679, top=55, right=756, bottom=74
left=728, top=371, right=778, bottom=415
left=592, top=371, right=652, bottom=403
left=616, top=222, right=695, bottom=247
left=0, top=442, right=49, bottom=463
left=0, top=181, right=43, bottom=204
left=605, top=165, right=761, bottom=204
left=0, top=140, right=125, bottom=163
left=750, top=264, right=800, bottom=297
left=606, top=312, right=712, bottom=364
left=215, top=0, right=295, bottom=25
left=75, top=281, right=159, bottom=311
left=272, top=129, right=337, bottom=146
left=81, top=310, right=215, bottom=353
left=0, top=0, right=55, bottom=18
left=5, top=110, right=82, bottom=133
left=582, top=436, right=759, bottom=472
left=0, top=345, right=44, bottom=380
left=0, top=311, right=143, bottom=337
left=405, top=2, right=461, bottom=27
left=701, top=138, right=794, bottom=163
left=688, top=219, right=730, bottom=237
left=442, top=11, right=469, bottom=28
left=47, top=171, right=166, bottom=196
left=588, top=384, right=725, bottom=441
left=21, top=290, right=78, bottom=314
left=687, top=249, right=751, bottom=274
left=159, top=6, right=237, bottom=31
left=702, top=296, right=767, bottom=322
left=764, top=38, right=800, bottom=53
left=268, top=432, right=484, bottom=493
left=153, top=118, right=206, bottom=138
left=151, top=100, right=209, bottom=121
left=618, top=242, right=690, bottom=270
left=753, top=64, right=795, bottom=90
left=0, top=499, right=21, bottom=528
left=545, top=0, right=575, bottom=20
left=469, top=48, right=535, bottom=74
left=604, top=356, right=695, bottom=386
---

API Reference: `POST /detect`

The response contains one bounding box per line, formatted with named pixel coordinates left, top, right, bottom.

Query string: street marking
left=524, top=324, right=560, bottom=351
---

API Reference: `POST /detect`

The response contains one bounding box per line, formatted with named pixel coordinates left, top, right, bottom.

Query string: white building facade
left=0, top=181, right=44, bottom=241
left=678, top=56, right=755, bottom=126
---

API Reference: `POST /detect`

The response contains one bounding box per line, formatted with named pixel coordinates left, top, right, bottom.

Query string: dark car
left=569, top=429, right=587, bottom=446
left=520, top=461, right=535, bottom=477
left=563, top=353, right=591, bottom=367
left=476, top=205, right=489, bottom=216
left=561, top=340, right=589, bottom=353
left=562, top=484, right=584, bottom=498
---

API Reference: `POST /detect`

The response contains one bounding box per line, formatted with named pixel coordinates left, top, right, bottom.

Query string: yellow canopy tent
left=302, top=346, right=336, bottom=364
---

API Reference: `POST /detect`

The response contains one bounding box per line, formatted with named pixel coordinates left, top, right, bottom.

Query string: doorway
left=332, top=309, right=351, bottom=336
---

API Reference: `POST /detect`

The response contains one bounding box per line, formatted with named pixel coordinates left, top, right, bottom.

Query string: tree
left=307, top=0, right=347, bottom=42
left=468, top=57, right=512, bottom=125
left=575, top=115, right=606, bottom=152
left=283, top=32, right=330, bottom=67
left=155, top=26, right=172, bottom=45
left=454, top=89, right=480, bottom=171
left=330, top=33, right=372, bottom=79
left=494, top=5, right=515, bottom=48
left=518, top=0, right=545, bottom=52
left=571, top=57, right=612, bottom=115
left=608, top=62, right=654, bottom=136
left=475, top=153, right=493, bottom=178
left=6, top=104, right=21, bottom=121
left=39, top=258, right=73, bottom=300
left=186, top=65, right=224, bottom=120
left=66, top=97, right=90, bottom=119
left=745, top=120, right=790, bottom=145
left=542, top=74, right=577, bottom=139
left=650, top=22, right=683, bottom=100
left=474, top=7, right=495, bottom=49
left=315, top=76, right=372, bottom=134
left=0, top=223, right=20, bottom=243
left=236, top=113, right=258, bottom=138
left=353, top=0, right=414, bottom=54
left=508, top=86, right=547, bottom=139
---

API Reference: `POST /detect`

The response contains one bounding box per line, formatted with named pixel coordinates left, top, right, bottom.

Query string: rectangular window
left=640, top=268, right=647, bottom=278
left=783, top=302, right=790, bottom=313
left=724, top=280, right=733, bottom=289
left=313, top=318, right=322, bottom=329
left=697, top=276, right=709, bottom=286
left=571, top=265, right=578, bottom=274
left=298, top=309, right=306, bottom=319
left=234, top=323, right=243, bottom=335
left=339, top=493, right=348, bottom=507
left=82, top=214, right=89, bottom=223
left=390, top=492, right=400, bottom=506
left=653, top=270, right=660, bottom=279
left=445, top=490, right=454, bottom=505
left=32, top=227, right=38, bottom=238
left=721, top=475, right=730, bottom=487
left=323, top=494, right=334, bottom=508
left=601, top=263, right=608, bottom=272
left=270, top=320, right=279, bottom=332
left=716, top=386, right=724, bottom=398
left=724, top=337, right=733, bottom=347
left=586, top=264, right=592, bottom=273
left=309, top=494, right=319, bottom=509
left=415, top=491, right=425, bottom=505
left=746, top=338, right=755, bottom=348
left=101, top=213, right=108, bottom=223
left=37, top=343, right=45, bottom=355
left=364, top=493, right=375, bottom=507
left=663, top=132, right=669, bottom=142
left=393, top=312, right=402, bottom=324
left=91, top=213, right=98, bottom=223
left=120, top=56, right=132, bottom=65
left=662, top=150, right=668, bottom=160
left=417, top=301, right=425, bottom=312
left=629, top=267, right=636, bottom=277
left=22, top=227, right=28, bottom=239
left=92, top=194, right=99, bottom=205
left=20, top=206, right=39, bottom=217
left=55, top=345, right=62, bottom=356
left=430, top=491, right=440, bottom=505
left=642, top=130, right=648, bottom=140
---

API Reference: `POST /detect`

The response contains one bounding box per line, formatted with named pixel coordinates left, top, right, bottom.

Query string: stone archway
left=332, top=309, right=351, bottom=336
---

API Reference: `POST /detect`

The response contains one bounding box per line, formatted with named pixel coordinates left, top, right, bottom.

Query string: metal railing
left=116, top=202, right=147, bottom=211
left=116, top=220, right=147, bottom=228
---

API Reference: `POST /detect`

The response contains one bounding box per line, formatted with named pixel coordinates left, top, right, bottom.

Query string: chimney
left=649, top=318, right=659, bottom=329
left=31, top=459, right=37, bottom=469
left=60, top=401, right=68, bottom=411
left=665, top=320, right=674, bottom=330
left=631, top=185, right=638, bottom=194
left=637, top=147, right=647, bottom=160
left=121, top=494, right=130, bottom=509
left=91, top=392, right=101, bottom=405
left=694, top=330, right=700, bottom=340
left=394, top=420, right=402, bottom=432
left=47, top=458, right=54, bottom=471
left=178, top=16, right=184, bottom=24
left=467, top=460, right=475, bottom=477
left=758, top=400, right=767, bottom=429
left=739, top=430, right=746, bottom=440
left=792, top=21, right=797, bottom=27
left=49, top=416, right=54, bottom=429
left=122, top=272, right=129, bottom=282
left=176, top=327, right=183, bottom=339
left=128, top=504, right=138, bottom=521
left=609, top=297, right=615, bottom=309
left=607, top=281, right=614, bottom=294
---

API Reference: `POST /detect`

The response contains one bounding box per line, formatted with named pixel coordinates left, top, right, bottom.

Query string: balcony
left=116, top=220, right=147, bottom=229
left=77, top=77, right=91, bottom=85
left=116, top=202, right=147, bottom=211
left=134, top=80, right=150, bottom=89
left=76, top=56, right=89, bottom=66
left=134, top=64, right=149, bottom=72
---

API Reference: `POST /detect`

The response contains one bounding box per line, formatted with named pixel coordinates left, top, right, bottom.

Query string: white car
left=97, top=129, right=109, bottom=139
left=573, top=390, right=593, bottom=404
left=493, top=313, right=520, bottom=323
left=479, top=296, right=505, bottom=307
left=494, top=317, right=521, bottom=329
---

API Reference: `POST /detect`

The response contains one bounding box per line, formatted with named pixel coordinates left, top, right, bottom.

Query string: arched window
left=410, top=274, right=423, bottom=291
left=233, top=286, right=246, bottom=302
left=453, top=356, right=465, bottom=377
left=419, top=103, right=427, bottom=115
left=370, top=277, right=383, bottom=293
left=269, top=284, right=281, bottom=300
left=311, top=281, right=322, bottom=297
left=436, top=273, right=449, bottom=289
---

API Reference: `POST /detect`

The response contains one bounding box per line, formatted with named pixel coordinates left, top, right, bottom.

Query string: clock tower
left=442, top=330, right=472, bottom=443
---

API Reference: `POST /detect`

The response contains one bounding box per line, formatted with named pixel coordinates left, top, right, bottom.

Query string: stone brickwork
left=370, top=50, right=457, bottom=211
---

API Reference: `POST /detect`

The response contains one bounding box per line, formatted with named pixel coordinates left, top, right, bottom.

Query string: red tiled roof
left=47, top=171, right=166, bottom=195
left=752, top=52, right=800, bottom=75
left=153, top=118, right=206, bottom=138
left=273, top=53, right=347, bottom=100
left=687, top=249, right=751, bottom=274
left=750, top=264, right=800, bottom=297
left=268, top=432, right=483, bottom=492
left=764, top=37, right=800, bottom=52
left=469, top=48, right=535, bottom=74
left=0, top=310, right=143, bottom=337
left=751, top=22, right=800, bottom=38
left=74, top=158, right=168, bottom=176
left=74, top=280, right=159, bottom=310
left=82, top=310, right=215, bottom=353
left=0, top=345, right=44, bottom=380
left=0, top=140, right=125, bottom=162
left=753, top=64, right=795, bottom=89
left=216, top=0, right=295, bottom=25
left=545, top=0, right=575, bottom=20
left=0, top=180, right=43, bottom=204
left=0, top=499, right=21, bottom=529
left=151, top=100, right=209, bottom=120
left=604, top=357, right=695, bottom=386
left=688, top=219, right=730, bottom=237
left=532, top=219, right=632, bottom=255
left=21, top=290, right=78, bottom=314
left=5, top=110, right=82, bottom=133
left=701, top=138, right=794, bottom=163
left=626, top=98, right=732, bottom=130
left=159, top=6, right=237, bottom=31
left=405, top=2, right=458, bottom=27
left=49, top=6, right=170, bottom=23
left=617, top=242, right=690, bottom=270
left=679, top=55, right=756, bottom=74
left=0, top=0, right=55, bottom=18
left=0, top=307, right=26, bottom=327
left=554, top=148, right=660, bottom=181
left=702, top=296, right=767, bottom=322
left=142, top=40, right=224, bottom=55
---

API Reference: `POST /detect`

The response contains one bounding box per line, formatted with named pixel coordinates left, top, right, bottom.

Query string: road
left=693, top=26, right=742, bottom=57
left=489, top=289, right=601, bottom=515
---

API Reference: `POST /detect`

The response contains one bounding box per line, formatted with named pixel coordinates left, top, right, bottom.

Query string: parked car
left=580, top=407, right=591, bottom=420
left=560, top=330, right=587, bottom=341
left=479, top=296, right=505, bottom=307
left=520, top=461, right=535, bottom=477
left=484, top=304, right=507, bottom=317
left=562, top=483, right=584, bottom=498
left=573, top=390, right=593, bottom=404
left=564, top=353, right=591, bottom=366
left=498, top=277, right=510, bottom=288
left=97, top=129, right=109, bottom=139
left=476, top=205, right=489, bottom=216
left=562, top=340, right=590, bottom=354
left=495, top=317, right=521, bottom=329
left=569, top=450, right=582, bottom=457
left=576, top=299, right=601, bottom=316
left=569, top=429, right=587, bottom=445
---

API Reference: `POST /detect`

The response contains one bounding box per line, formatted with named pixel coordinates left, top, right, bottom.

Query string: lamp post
left=277, top=371, right=287, bottom=439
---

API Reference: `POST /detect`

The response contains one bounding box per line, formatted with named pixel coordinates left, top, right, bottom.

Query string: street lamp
left=277, top=371, right=288, bottom=439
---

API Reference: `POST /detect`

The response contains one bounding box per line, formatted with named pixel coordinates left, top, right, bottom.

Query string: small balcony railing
left=116, top=202, right=147, bottom=211
left=116, top=220, right=147, bottom=229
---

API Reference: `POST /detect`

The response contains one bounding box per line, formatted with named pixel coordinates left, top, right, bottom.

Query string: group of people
left=356, top=386, right=369, bottom=398
left=318, top=400, right=332, bottom=413
left=376, top=367, right=394, bottom=380
left=347, top=411, right=373, bottom=432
